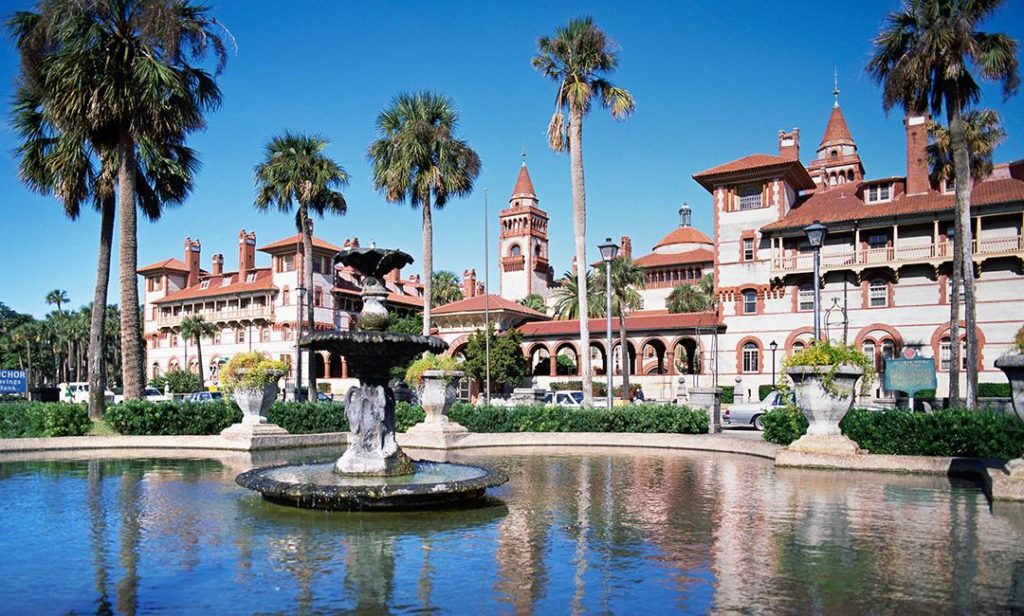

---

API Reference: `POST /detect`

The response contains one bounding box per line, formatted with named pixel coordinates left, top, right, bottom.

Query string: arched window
left=509, top=244, right=521, bottom=257
left=862, top=340, right=876, bottom=370
left=798, top=283, right=814, bottom=311
left=742, top=342, right=760, bottom=373
left=314, top=287, right=323, bottom=307
left=792, top=341, right=806, bottom=354
left=869, top=279, right=888, bottom=307
left=939, top=337, right=966, bottom=372
left=283, top=324, right=293, bottom=341
left=534, top=243, right=542, bottom=256
left=151, top=363, right=161, bottom=378
left=260, top=327, right=270, bottom=343
left=282, top=286, right=290, bottom=306
left=742, top=290, right=757, bottom=314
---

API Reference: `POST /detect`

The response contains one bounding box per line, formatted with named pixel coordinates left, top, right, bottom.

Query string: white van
left=58, top=382, right=115, bottom=404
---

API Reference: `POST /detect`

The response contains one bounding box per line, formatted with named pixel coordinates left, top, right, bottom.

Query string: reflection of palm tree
left=116, top=472, right=143, bottom=616
left=87, top=459, right=112, bottom=614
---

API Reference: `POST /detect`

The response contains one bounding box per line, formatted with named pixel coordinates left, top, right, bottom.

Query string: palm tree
left=552, top=270, right=603, bottom=320
left=45, top=290, right=68, bottom=316
left=667, top=274, right=718, bottom=314
left=518, top=294, right=548, bottom=314
left=928, top=109, right=1006, bottom=183
left=533, top=16, right=635, bottom=405
left=368, top=92, right=481, bottom=336
left=594, top=258, right=644, bottom=398
left=180, top=316, right=217, bottom=390
left=9, top=0, right=229, bottom=408
left=430, top=271, right=464, bottom=308
left=867, top=0, right=1019, bottom=408
left=255, top=132, right=349, bottom=401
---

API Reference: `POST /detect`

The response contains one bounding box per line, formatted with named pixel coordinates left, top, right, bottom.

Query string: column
left=549, top=353, right=557, bottom=377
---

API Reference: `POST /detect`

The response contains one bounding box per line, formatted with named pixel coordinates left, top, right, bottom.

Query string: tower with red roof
left=499, top=157, right=552, bottom=300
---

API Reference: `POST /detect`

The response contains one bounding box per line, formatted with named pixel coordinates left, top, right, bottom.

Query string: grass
left=87, top=419, right=118, bottom=436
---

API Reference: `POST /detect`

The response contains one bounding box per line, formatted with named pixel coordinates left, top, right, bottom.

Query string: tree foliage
left=928, top=109, right=1006, bottom=183
left=430, top=270, right=464, bottom=308
left=666, top=274, right=717, bottom=313
left=518, top=294, right=547, bottom=314
left=461, top=327, right=529, bottom=391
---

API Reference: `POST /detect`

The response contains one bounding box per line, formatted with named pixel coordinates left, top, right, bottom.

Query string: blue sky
left=1, top=0, right=1022, bottom=318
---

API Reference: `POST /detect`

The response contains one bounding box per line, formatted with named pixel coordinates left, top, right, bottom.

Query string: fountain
left=236, top=246, right=507, bottom=510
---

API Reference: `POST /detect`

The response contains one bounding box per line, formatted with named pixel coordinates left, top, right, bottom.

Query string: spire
left=511, top=160, right=537, bottom=199
left=818, top=104, right=854, bottom=150
left=833, top=66, right=840, bottom=108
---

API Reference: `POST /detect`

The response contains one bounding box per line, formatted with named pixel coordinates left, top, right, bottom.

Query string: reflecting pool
left=1, top=447, right=1022, bottom=613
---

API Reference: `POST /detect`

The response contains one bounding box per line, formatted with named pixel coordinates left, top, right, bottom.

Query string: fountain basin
left=236, top=460, right=508, bottom=510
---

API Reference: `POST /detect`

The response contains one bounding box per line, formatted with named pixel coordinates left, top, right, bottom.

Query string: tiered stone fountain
left=236, top=246, right=507, bottom=510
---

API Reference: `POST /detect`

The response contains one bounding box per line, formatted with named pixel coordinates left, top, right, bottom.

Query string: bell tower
left=499, top=155, right=551, bottom=301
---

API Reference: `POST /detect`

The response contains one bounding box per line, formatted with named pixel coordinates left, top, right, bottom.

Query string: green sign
left=884, top=357, right=937, bottom=397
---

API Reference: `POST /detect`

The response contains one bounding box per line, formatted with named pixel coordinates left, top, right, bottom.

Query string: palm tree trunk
left=568, top=105, right=593, bottom=405
left=949, top=103, right=979, bottom=409
left=421, top=195, right=433, bottom=337
left=301, top=204, right=316, bottom=401
left=88, top=199, right=114, bottom=420
left=618, top=312, right=630, bottom=400
left=196, top=336, right=205, bottom=391
left=118, top=139, right=143, bottom=400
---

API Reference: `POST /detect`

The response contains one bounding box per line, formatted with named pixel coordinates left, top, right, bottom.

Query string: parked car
left=543, top=390, right=585, bottom=406
left=724, top=390, right=794, bottom=431
left=58, top=382, right=115, bottom=404
left=188, top=391, right=223, bottom=403
left=113, top=387, right=170, bottom=404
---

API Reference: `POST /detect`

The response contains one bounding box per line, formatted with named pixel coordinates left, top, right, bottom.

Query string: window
left=282, top=287, right=290, bottom=305
left=534, top=244, right=542, bottom=257
left=170, top=332, right=178, bottom=347
left=213, top=328, right=221, bottom=345
left=283, top=325, right=293, bottom=341
left=867, top=234, right=888, bottom=250
left=742, top=342, right=760, bottom=373
left=869, top=279, right=888, bottom=307
left=865, top=184, right=892, bottom=203
left=940, top=337, right=967, bottom=372
left=237, top=328, right=245, bottom=344
left=260, top=327, right=270, bottom=343
left=246, top=272, right=257, bottom=283
left=743, top=238, right=755, bottom=261
left=743, top=290, right=757, bottom=314
left=792, top=341, right=805, bottom=354
left=314, top=287, right=323, bottom=307
left=738, top=185, right=762, bottom=211
left=509, top=244, right=521, bottom=257
left=798, top=284, right=814, bottom=311
left=199, top=280, right=209, bottom=289
left=947, top=279, right=965, bottom=303
left=313, top=256, right=324, bottom=274
left=862, top=341, right=876, bottom=370
left=942, top=178, right=955, bottom=194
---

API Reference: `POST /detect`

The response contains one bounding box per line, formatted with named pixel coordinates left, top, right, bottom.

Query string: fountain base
left=335, top=446, right=415, bottom=476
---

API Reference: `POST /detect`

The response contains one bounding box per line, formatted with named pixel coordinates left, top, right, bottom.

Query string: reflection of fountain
left=237, top=246, right=507, bottom=510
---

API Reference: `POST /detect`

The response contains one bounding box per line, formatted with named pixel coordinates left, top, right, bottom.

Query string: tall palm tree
left=180, top=315, right=217, bottom=390
left=928, top=109, right=1006, bottom=183
left=667, top=274, right=717, bottom=313
left=255, top=132, right=348, bottom=401
left=594, top=257, right=644, bottom=397
left=533, top=16, right=635, bottom=405
left=430, top=271, right=464, bottom=308
left=867, top=0, right=1019, bottom=408
left=45, top=290, right=68, bottom=316
left=9, top=0, right=229, bottom=408
left=552, top=270, right=602, bottom=320
left=369, top=92, right=481, bottom=336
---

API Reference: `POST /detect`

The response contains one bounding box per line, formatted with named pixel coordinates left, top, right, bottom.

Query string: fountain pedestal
left=335, top=383, right=414, bottom=476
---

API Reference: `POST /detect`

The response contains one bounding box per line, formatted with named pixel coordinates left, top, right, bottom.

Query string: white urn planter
left=220, top=370, right=288, bottom=440
left=786, top=364, right=864, bottom=455
left=994, top=353, right=1024, bottom=421
left=991, top=353, right=1024, bottom=502
left=405, top=370, right=468, bottom=445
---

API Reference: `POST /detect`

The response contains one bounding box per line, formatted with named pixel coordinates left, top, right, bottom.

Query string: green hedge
left=762, top=407, right=1024, bottom=461
left=758, top=385, right=776, bottom=401
left=979, top=383, right=1011, bottom=398
left=267, top=402, right=347, bottom=434
left=0, top=402, right=91, bottom=438
left=105, top=400, right=242, bottom=435
left=720, top=386, right=734, bottom=404
left=447, top=402, right=708, bottom=434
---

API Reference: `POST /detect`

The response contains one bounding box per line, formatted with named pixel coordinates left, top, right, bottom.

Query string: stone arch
left=328, top=353, right=343, bottom=379
left=930, top=322, right=986, bottom=373
left=553, top=341, right=579, bottom=376
left=314, top=352, right=326, bottom=379
left=608, top=340, right=637, bottom=376
left=784, top=327, right=816, bottom=353
left=444, top=334, right=471, bottom=360
left=853, top=323, right=904, bottom=348
left=639, top=337, right=669, bottom=375
left=589, top=341, right=609, bottom=376
left=668, top=335, right=702, bottom=375
left=527, top=342, right=552, bottom=376
left=736, top=336, right=763, bottom=374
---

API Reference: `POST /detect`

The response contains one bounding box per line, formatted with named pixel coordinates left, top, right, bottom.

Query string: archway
left=553, top=342, right=578, bottom=376
left=671, top=337, right=701, bottom=375
left=640, top=338, right=668, bottom=375
left=314, top=353, right=326, bottom=379
left=528, top=343, right=552, bottom=376
left=328, top=353, right=343, bottom=379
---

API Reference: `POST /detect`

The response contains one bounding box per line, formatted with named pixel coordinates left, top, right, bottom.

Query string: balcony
left=502, top=255, right=525, bottom=271
left=771, top=235, right=1024, bottom=276
left=156, top=305, right=275, bottom=329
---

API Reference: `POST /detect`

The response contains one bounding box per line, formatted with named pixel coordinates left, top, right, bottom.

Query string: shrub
left=220, top=352, right=287, bottom=393
left=447, top=402, right=708, bottom=434
left=267, top=402, right=346, bottom=434
left=0, top=402, right=91, bottom=437
left=1015, top=326, right=1024, bottom=353
left=758, top=384, right=776, bottom=401
left=150, top=369, right=200, bottom=394
left=784, top=340, right=875, bottom=396
left=105, top=400, right=241, bottom=435
left=978, top=383, right=1011, bottom=398
left=763, top=407, right=1024, bottom=461
left=405, top=353, right=460, bottom=387
left=395, top=402, right=426, bottom=432
left=720, top=386, right=734, bottom=404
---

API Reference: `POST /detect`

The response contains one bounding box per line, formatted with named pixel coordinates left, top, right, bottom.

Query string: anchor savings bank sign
left=0, top=369, right=27, bottom=394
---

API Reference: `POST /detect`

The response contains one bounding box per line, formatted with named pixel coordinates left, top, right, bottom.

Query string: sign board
left=884, top=356, right=937, bottom=397
left=0, top=369, right=27, bottom=394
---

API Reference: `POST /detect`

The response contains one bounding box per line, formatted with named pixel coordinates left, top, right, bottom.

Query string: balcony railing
left=771, top=235, right=1023, bottom=274
left=156, top=305, right=275, bottom=328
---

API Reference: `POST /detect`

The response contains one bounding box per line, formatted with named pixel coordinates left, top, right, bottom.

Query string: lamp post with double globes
left=598, top=238, right=619, bottom=410
left=803, top=221, right=828, bottom=341
left=769, top=339, right=778, bottom=389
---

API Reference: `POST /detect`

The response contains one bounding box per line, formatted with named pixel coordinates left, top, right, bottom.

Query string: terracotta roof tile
left=258, top=233, right=342, bottom=253
left=518, top=310, right=721, bottom=337
left=633, top=248, right=714, bottom=268
left=155, top=268, right=276, bottom=303
left=819, top=105, right=854, bottom=148
left=692, top=154, right=816, bottom=192
left=512, top=163, right=537, bottom=198
left=433, top=294, right=548, bottom=318
left=762, top=177, right=1024, bottom=232
left=138, top=258, right=189, bottom=274
left=653, top=227, right=713, bottom=249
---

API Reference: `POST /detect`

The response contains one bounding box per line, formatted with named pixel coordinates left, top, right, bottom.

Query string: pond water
left=1, top=447, right=1022, bottom=614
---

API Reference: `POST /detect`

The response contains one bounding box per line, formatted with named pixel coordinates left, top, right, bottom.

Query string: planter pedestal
left=786, top=433, right=863, bottom=455
left=221, top=384, right=288, bottom=441
left=991, top=354, right=1024, bottom=501
left=405, top=370, right=468, bottom=449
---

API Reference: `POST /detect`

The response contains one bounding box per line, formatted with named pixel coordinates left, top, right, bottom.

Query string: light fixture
left=598, top=238, right=619, bottom=263
left=803, top=221, right=828, bottom=248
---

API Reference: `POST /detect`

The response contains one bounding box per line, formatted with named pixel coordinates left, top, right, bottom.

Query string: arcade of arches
left=526, top=337, right=703, bottom=377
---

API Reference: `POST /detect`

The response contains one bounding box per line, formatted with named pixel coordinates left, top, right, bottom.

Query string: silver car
left=723, top=390, right=794, bottom=431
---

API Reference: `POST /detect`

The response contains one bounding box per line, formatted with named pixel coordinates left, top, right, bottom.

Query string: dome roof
left=653, top=226, right=712, bottom=250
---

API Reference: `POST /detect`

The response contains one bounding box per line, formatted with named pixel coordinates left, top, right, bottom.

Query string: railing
left=502, top=255, right=525, bottom=271
left=155, top=305, right=274, bottom=328
left=771, top=235, right=1023, bottom=273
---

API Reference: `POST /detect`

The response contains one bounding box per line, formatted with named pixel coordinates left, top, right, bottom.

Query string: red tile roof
left=511, top=163, right=537, bottom=198
left=633, top=248, right=714, bottom=268
left=692, top=154, right=816, bottom=192
left=155, top=268, right=276, bottom=304
left=518, top=310, right=721, bottom=337
left=433, top=294, right=548, bottom=318
left=653, top=226, right=712, bottom=250
left=138, top=258, right=189, bottom=274
left=762, top=177, right=1024, bottom=232
left=819, top=105, right=854, bottom=148
left=258, top=233, right=342, bottom=253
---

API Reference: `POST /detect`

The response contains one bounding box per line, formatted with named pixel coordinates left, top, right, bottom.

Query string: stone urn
left=994, top=353, right=1024, bottom=421
left=220, top=369, right=288, bottom=440
left=785, top=364, right=864, bottom=455
left=405, top=370, right=468, bottom=443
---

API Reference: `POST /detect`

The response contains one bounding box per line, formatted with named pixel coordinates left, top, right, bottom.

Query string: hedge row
left=0, top=402, right=91, bottom=438
left=762, top=407, right=1024, bottom=461
left=447, top=402, right=709, bottom=434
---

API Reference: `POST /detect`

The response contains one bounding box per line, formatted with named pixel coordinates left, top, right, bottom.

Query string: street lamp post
left=769, top=340, right=778, bottom=389
left=598, top=238, right=619, bottom=410
left=803, top=221, right=828, bottom=341
left=295, top=286, right=306, bottom=401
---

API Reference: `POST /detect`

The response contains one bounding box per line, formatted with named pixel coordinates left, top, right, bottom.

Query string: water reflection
left=0, top=449, right=1022, bottom=613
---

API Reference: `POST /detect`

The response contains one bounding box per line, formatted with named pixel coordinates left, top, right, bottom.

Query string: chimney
left=384, top=266, right=400, bottom=283
left=238, top=230, right=256, bottom=280
left=778, top=128, right=800, bottom=161
left=184, top=237, right=201, bottom=287
left=462, top=269, right=477, bottom=298
left=620, top=236, right=632, bottom=261
left=476, top=282, right=485, bottom=297
left=905, top=114, right=930, bottom=195
left=344, top=237, right=360, bottom=249
left=409, top=274, right=420, bottom=284
left=211, top=253, right=224, bottom=276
